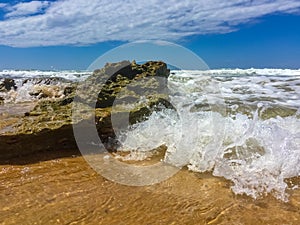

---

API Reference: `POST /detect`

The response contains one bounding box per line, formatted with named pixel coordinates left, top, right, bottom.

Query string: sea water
left=116, top=69, right=300, bottom=201
left=1, top=68, right=300, bottom=201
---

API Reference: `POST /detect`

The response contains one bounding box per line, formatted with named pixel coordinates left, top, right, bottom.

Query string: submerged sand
left=0, top=149, right=299, bottom=225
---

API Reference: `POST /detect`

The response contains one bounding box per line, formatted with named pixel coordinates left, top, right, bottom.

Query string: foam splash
left=117, top=106, right=300, bottom=201
left=0, top=70, right=91, bottom=103
left=116, top=71, right=300, bottom=201
left=0, top=78, right=70, bottom=103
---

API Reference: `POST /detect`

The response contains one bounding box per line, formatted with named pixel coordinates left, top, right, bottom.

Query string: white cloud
left=0, top=3, right=7, bottom=8
left=5, top=1, right=50, bottom=17
left=0, top=0, right=299, bottom=47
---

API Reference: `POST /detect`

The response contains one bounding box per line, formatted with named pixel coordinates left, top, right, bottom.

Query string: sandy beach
left=1, top=61, right=300, bottom=224
left=1, top=148, right=300, bottom=225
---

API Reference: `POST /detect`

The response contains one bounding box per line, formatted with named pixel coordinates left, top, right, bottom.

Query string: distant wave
left=1, top=68, right=300, bottom=81
left=0, top=70, right=92, bottom=81
left=1, top=68, right=300, bottom=105
left=176, top=68, right=300, bottom=76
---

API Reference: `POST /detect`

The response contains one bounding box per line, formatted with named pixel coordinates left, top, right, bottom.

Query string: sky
left=0, top=0, right=300, bottom=70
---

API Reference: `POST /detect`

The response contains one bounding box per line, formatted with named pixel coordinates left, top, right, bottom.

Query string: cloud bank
left=5, top=1, right=50, bottom=18
left=0, top=0, right=299, bottom=47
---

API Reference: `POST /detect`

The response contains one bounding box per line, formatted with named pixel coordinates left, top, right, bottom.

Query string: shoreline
left=1, top=61, right=300, bottom=224
left=1, top=150, right=300, bottom=224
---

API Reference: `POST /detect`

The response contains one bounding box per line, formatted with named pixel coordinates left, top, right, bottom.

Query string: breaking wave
left=116, top=70, right=300, bottom=201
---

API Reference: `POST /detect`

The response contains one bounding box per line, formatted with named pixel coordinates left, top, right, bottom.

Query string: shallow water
left=1, top=69, right=300, bottom=224
left=0, top=150, right=300, bottom=225
left=115, top=71, right=300, bottom=201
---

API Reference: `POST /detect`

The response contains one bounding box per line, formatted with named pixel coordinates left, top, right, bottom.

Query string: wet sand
left=1, top=149, right=300, bottom=225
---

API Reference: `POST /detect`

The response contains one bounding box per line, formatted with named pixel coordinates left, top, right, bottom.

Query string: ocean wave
left=0, top=70, right=92, bottom=81
left=115, top=70, right=300, bottom=201
left=117, top=106, right=300, bottom=202
left=176, top=68, right=300, bottom=76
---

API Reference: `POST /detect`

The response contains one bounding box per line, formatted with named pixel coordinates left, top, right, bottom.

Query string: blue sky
left=0, top=0, right=300, bottom=70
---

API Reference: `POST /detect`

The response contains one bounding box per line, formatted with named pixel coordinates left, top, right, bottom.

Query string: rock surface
left=0, top=78, right=17, bottom=92
left=0, top=61, right=171, bottom=160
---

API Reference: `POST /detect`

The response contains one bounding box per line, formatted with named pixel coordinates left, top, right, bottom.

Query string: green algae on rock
left=0, top=61, right=171, bottom=160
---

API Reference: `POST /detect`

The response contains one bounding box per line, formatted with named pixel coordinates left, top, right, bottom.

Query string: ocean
left=1, top=68, right=300, bottom=224
left=117, top=69, right=300, bottom=201
left=1, top=68, right=300, bottom=199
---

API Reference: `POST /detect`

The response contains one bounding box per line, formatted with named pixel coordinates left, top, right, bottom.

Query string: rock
left=0, top=77, right=76, bottom=104
left=22, top=77, right=68, bottom=86
left=29, top=85, right=62, bottom=99
left=0, top=61, right=172, bottom=159
left=76, top=60, right=169, bottom=107
left=26, top=78, right=76, bottom=100
left=0, top=78, right=17, bottom=92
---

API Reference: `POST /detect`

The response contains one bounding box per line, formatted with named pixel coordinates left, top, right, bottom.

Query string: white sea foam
left=177, top=68, right=300, bottom=76
left=0, top=70, right=91, bottom=81
left=0, top=70, right=92, bottom=103
left=171, top=70, right=300, bottom=108
left=116, top=70, right=300, bottom=201
left=0, top=78, right=70, bottom=103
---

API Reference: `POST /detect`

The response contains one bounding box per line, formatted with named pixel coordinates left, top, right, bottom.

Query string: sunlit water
left=1, top=69, right=300, bottom=224
left=1, top=152, right=300, bottom=225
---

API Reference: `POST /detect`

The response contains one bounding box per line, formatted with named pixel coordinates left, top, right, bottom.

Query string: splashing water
left=117, top=71, right=300, bottom=201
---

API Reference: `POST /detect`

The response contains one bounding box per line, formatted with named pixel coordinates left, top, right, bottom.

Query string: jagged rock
left=25, top=78, right=76, bottom=100
left=22, top=77, right=67, bottom=85
left=0, top=78, right=17, bottom=92
left=0, top=61, right=171, bottom=159
left=76, top=60, right=169, bottom=107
